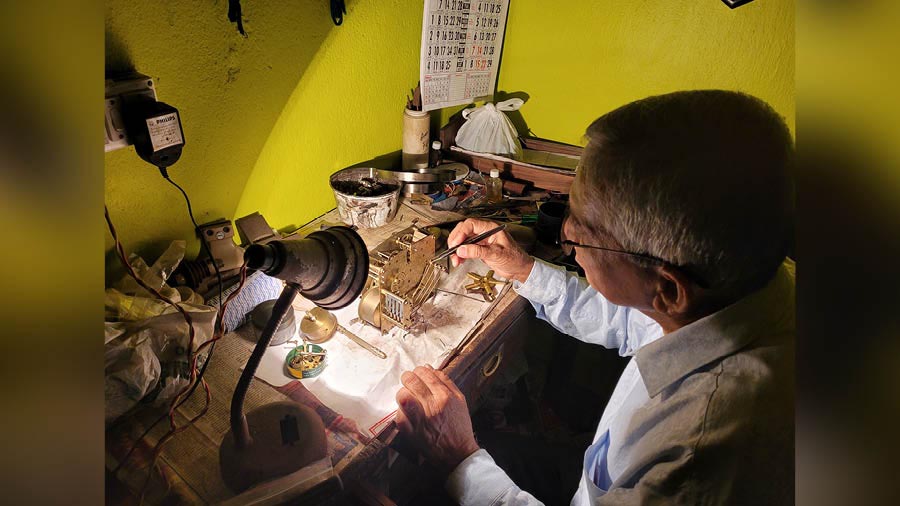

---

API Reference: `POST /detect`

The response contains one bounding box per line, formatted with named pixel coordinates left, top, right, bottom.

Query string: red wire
left=138, top=265, right=249, bottom=504
left=167, top=261, right=248, bottom=421
left=106, top=206, right=251, bottom=502
left=111, top=262, right=250, bottom=477
left=136, top=265, right=249, bottom=504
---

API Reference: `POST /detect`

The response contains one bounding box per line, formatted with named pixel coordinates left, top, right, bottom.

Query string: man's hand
left=395, top=365, right=480, bottom=474
left=447, top=218, right=535, bottom=283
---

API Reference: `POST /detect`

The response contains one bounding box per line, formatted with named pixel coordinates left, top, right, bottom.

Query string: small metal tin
left=285, top=344, right=328, bottom=379
left=250, top=299, right=297, bottom=346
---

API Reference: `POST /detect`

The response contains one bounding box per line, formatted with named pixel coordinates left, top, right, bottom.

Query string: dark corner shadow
left=226, top=1, right=339, bottom=191
left=105, top=26, right=135, bottom=78
left=348, top=150, right=403, bottom=171
left=105, top=2, right=337, bottom=263
left=495, top=90, right=532, bottom=137
left=105, top=247, right=126, bottom=288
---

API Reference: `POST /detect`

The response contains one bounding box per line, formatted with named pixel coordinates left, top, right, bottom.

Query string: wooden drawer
left=448, top=300, right=532, bottom=410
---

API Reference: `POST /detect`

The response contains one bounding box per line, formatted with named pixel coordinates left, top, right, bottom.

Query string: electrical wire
left=136, top=263, right=248, bottom=505
left=158, top=167, right=225, bottom=414
left=107, top=168, right=247, bottom=504
left=132, top=169, right=244, bottom=504
left=110, top=262, right=248, bottom=478
left=105, top=206, right=202, bottom=461
left=108, top=170, right=222, bottom=449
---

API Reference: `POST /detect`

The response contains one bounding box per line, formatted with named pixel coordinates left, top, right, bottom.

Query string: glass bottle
left=486, top=169, right=503, bottom=203
left=429, top=140, right=443, bottom=168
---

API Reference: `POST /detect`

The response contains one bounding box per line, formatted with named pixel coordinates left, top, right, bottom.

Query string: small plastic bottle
left=429, top=140, right=443, bottom=168
left=486, top=169, right=503, bottom=203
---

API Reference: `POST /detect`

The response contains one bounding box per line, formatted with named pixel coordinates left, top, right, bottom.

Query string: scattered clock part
left=301, top=307, right=387, bottom=359
left=299, top=307, right=338, bottom=344
left=357, top=287, right=382, bottom=328
left=464, top=270, right=503, bottom=302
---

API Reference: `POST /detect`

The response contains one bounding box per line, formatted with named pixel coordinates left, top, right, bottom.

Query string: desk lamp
left=219, top=226, right=368, bottom=492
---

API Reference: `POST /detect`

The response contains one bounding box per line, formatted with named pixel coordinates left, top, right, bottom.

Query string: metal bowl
left=329, top=167, right=401, bottom=228
left=377, top=163, right=471, bottom=196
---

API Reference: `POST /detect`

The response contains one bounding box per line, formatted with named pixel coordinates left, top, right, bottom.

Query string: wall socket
left=105, top=73, right=158, bottom=152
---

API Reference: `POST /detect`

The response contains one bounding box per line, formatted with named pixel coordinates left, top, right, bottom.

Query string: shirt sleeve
left=513, top=258, right=659, bottom=356
left=445, top=449, right=545, bottom=506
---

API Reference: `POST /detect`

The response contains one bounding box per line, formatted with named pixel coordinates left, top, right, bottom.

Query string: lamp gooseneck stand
left=219, top=227, right=368, bottom=492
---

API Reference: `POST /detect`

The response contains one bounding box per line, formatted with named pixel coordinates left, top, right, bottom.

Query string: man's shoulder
left=673, top=332, right=794, bottom=419
left=629, top=331, right=794, bottom=455
left=614, top=341, right=794, bottom=502
left=691, top=342, right=794, bottom=501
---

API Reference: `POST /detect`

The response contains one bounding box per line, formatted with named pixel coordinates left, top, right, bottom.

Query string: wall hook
left=228, top=0, right=246, bottom=36
left=330, top=0, right=346, bottom=26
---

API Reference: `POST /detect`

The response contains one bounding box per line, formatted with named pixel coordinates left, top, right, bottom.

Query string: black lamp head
left=244, top=226, right=369, bottom=309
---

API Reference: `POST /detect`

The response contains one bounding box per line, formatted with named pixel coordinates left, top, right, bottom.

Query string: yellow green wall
left=106, top=0, right=794, bottom=262
left=105, top=0, right=336, bottom=261
left=242, top=0, right=794, bottom=233
left=495, top=0, right=794, bottom=145
left=234, top=0, right=423, bottom=231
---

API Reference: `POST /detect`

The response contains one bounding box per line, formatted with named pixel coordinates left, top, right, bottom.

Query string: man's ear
left=650, top=264, right=696, bottom=319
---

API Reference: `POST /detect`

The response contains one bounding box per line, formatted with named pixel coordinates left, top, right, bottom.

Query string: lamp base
left=219, top=401, right=327, bottom=492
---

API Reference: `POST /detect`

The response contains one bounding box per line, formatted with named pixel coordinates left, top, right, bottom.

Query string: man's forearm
left=510, top=256, right=535, bottom=284
left=514, top=259, right=639, bottom=353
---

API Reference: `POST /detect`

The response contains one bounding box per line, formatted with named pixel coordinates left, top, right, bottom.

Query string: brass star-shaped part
left=464, top=270, right=502, bottom=302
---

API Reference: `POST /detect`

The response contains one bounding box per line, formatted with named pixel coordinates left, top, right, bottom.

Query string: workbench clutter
left=104, top=0, right=545, bottom=499
left=103, top=109, right=579, bottom=506
left=105, top=192, right=520, bottom=502
left=104, top=240, right=218, bottom=425
left=134, top=208, right=513, bottom=492
left=248, top=211, right=513, bottom=435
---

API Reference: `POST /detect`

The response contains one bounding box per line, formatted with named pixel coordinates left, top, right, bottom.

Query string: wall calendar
left=419, top=0, right=510, bottom=112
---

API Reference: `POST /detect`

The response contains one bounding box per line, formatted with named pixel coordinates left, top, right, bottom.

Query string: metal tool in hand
left=300, top=307, right=388, bottom=359
left=431, top=223, right=507, bottom=263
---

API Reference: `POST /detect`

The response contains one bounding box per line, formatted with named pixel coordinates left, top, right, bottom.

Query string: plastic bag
left=105, top=308, right=216, bottom=425
left=455, top=98, right=524, bottom=159
left=105, top=324, right=161, bottom=424
left=104, top=241, right=217, bottom=425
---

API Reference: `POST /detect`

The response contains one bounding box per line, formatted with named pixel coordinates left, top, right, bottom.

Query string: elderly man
left=395, top=90, right=794, bottom=505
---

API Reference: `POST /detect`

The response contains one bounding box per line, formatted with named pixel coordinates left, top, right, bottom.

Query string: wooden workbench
left=105, top=199, right=533, bottom=505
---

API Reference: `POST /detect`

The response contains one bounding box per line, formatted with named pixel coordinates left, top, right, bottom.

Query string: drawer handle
left=482, top=350, right=503, bottom=377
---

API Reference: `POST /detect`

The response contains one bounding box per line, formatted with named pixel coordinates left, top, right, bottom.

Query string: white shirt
left=446, top=258, right=795, bottom=505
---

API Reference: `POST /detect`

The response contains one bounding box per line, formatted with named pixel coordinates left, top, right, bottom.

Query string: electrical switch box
left=104, top=73, right=157, bottom=152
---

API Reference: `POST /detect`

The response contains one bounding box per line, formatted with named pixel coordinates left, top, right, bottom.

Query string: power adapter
left=122, top=97, right=185, bottom=169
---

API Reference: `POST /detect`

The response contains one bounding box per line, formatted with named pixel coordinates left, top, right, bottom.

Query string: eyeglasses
left=559, top=214, right=711, bottom=289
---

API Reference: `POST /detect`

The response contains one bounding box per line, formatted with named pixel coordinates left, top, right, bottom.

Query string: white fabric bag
left=455, top=98, right=524, bottom=159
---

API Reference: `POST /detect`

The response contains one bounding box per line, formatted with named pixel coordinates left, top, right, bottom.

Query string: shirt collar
left=635, top=261, right=795, bottom=398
